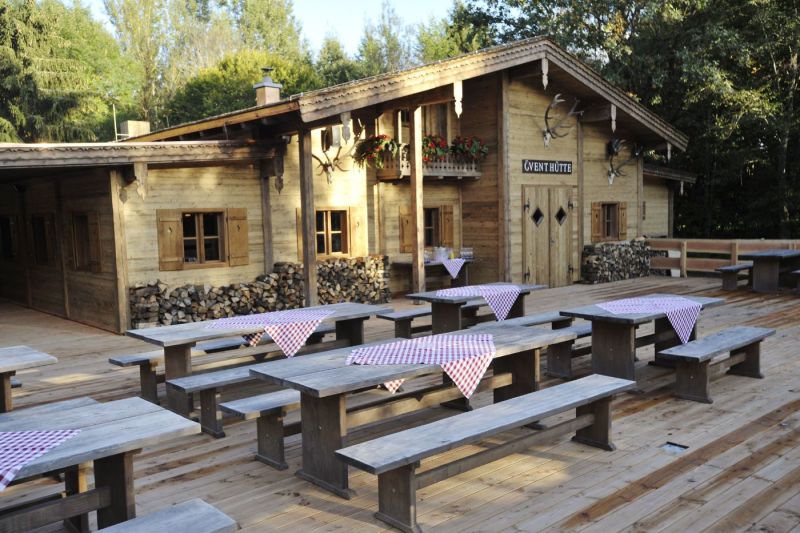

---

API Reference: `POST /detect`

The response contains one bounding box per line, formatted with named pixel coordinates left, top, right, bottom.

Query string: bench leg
left=727, top=342, right=764, bottom=379
left=494, top=348, right=540, bottom=403
left=651, top=317, right=696, bottom=368
left=395, top=320, right=413, bottom=339
left=199, top=388, right=225, bottom=438
left=546, top=341, right=575, bottom=379
left=375, top=464, right=421, bottom=533
left=674, top=360, right=712, bottom=403
left=1, top=371, right=14, bottom=413
left=94, top=451, right=136, bottom=529
left=256, top=412, right=288, bottom=470
left=139, top=363, right=159, bottom=405
left=572, top=396, right=615, bottom=451
left=63, top=464, right=90, bottom=533
left=720, top=272, right=738, bottom=291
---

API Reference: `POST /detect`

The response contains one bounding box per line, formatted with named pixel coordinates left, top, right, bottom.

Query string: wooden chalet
left=0, top=37, right=692, bottom=333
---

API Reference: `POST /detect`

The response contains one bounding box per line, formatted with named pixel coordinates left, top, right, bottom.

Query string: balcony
left=376, top=145, right=482, bottom=182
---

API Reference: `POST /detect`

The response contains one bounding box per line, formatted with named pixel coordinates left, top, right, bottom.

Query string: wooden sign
left=522, top=160, right=573, bottom=174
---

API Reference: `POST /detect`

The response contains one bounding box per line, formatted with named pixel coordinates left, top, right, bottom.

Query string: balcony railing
left=377, top=145, right=482, bottom=181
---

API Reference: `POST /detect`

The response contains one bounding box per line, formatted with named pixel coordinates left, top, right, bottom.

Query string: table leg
left=0, top=371, right=14, bottom=413
left=63, top=464, right=90, bottom=533
left=94, top=451, right=136, bottom=529
left=452, top=264, right=469, bottom=287
left=591, top=322, right=637, bottom=381
left=164, top=344, right=193, bottom=416
left=650, top=317, right=697, bottom=368
left=431, top=302, right=463, bottom=334
left=335, top=318, right=365, bottom=346
left=752, top=258, right=780, bottom=292
left=507, top=294, right=526, bottom=319
left=493, top=348, right=540, bottom=403
left=296, top=393, right=352, bottom=498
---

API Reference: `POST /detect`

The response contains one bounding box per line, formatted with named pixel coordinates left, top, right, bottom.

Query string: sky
left=80, top=0, right=452, bottom=55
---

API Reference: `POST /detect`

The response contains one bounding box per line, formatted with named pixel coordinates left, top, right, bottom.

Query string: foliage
left=421, top=134, right=449, bottom=163
left=356, top=0, right=414, bottom=77
left=450, top=135, right=489, bottom=162
left=316, top=36, right=361, bottom=87
left=353, top=134, right=400, bottom=169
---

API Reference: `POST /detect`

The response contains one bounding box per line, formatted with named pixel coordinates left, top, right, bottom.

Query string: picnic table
left=0, top=397, right=199, bottom=531
left=392, top=258, right=474, bottom=287
left=739, top=249, right=800, bottom=292
left=126, top=302, right=390, bottom=413
left=249, top=323, right=577, bottom=498
left=560, top=294, right=725, bottom=383
left=406, top=282, right=547, bottom=334
left=0, top=346, right=57, bottom=413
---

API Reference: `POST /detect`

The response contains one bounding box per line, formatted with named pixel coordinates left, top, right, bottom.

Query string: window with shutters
left=423, top=208, right=440, bottom=247
left=156, top=208, right=249, bottom=271
left=71, top=212, right=101, bottom=272
left=315, top=209, right=349, bottom=257
left=30, top=214, right=55, bottom=266
left=0, top=215, right=18, bottom=262
left=399, top=204, right=455, bottom=252
left=591, top=202, right=628, bottom=243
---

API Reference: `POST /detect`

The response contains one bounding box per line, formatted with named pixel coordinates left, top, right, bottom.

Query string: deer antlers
left=312, top=121, right=364, bottom=184
left=606, top=138, right=643, bottom=185
left=544, top=94, right=582, bottom=147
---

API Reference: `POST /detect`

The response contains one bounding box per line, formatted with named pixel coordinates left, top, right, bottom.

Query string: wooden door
left=522, top=186, right=573, bottom=287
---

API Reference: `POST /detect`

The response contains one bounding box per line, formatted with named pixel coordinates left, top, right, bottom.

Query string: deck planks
left=1, top=275, right=799, bottom=532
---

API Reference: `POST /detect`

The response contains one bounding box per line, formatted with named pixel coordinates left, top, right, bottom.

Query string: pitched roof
left=129, top=37, right=688, bottom=150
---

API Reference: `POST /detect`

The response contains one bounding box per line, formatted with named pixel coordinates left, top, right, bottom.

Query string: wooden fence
left=648, top=238, right=800, bottom=277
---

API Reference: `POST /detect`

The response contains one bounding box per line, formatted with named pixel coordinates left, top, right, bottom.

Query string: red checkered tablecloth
left=441, top=258, right=466, bottom=279
left=346, top=334, right=496, bottom=398
left=0, top=430, right=81, bottom=490
left=436, top=285, right=521, bottom=321
left=206, top=308, right=334, bottom=356
left=597, top=296, right=701, bottom=344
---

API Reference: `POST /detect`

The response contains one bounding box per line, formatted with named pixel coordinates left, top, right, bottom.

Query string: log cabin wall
left=23, top=180, right=65, bottom=317
left=122, top=163, right=266, bottom=287
left=460, top=74, right=501, bottom=284
left=0, top=184, right=27, bottom=305
left=642, top=177, right=671, bottom=237
left=270, top=130, right=369, bottom=263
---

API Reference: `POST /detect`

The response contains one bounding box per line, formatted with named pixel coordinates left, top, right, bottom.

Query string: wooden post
left=260, top=174, right=273, bottom=274
left=679, top=240, right=688, bottom=277
left=110, top=170, right=130, bottom=333
left=409, top=107, right=425, bottom=295
left=730, top=240, right=739, bottom=265
left=94, top=452, right=136, bottom=528
left=498, top=72, right=511, bottom=281
left=299, top=130, right=319, bottom=306
left=64, top=464, right=90, bottom=532
left=53, top=180, right=70, bottom=319
left=636, top=157, right=644, bottom=237
left=577, top=121, right=585, bottom=257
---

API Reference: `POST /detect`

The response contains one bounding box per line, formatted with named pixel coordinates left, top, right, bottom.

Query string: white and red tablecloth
left=206, top=308, right=334, bottom=356
left=440, top=258, right=466, bottom=279
left=597, top=296, right=701, bottom=344
left=0, top=430, right=81, bottom=490
left=346, top=334, right=496, bottom=398
left=436, top=285, right=521, bottom=321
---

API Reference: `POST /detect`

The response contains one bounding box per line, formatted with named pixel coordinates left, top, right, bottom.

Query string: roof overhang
left=643, top=164, right=696, bottom=184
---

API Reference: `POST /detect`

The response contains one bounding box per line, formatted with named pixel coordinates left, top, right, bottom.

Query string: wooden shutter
left=226, top=208, right=249, bottom=266
left=399, top=205, right=413, bottom=253
left=439, top=205, right=454, bottom=247
left=156, top=209, right=183, bottom=271
left=591, top=202, right=602, bottom=243
left=87, top=211, right=101, bottom=273
left=618, top=202, right=628, bottom=240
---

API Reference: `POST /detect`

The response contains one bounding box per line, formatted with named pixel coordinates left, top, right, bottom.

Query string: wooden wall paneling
left=110, top=170, right=130, bottom=333
left=643, top=177, right=671, bottom=238
left=409, top=106, right=425, bottom=294
left=298, top=130, right=319, bottom=305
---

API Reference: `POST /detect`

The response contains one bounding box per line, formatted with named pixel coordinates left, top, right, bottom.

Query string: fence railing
left=648, top=238, right=800, bottom=277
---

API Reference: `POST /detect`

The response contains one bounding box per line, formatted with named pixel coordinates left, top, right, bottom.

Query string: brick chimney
left=253, top=67, right=282, bottom=106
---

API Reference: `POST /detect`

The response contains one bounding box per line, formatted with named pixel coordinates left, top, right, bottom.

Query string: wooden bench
left=220, top=389, right=301, bottom=469
left=336, top=374, right=635, bottom=532
left=657, top=325, right=775, bottom=403
left=97, top=498, right=237, bottom=532
left=716, top=263, right=753, bottom=291
left=376, top=300, right=489, bottom=338
left=111, top=324, right=334, bottom=404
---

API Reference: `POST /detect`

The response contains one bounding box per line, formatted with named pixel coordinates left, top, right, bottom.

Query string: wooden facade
left=0, top=37, right=692, bottom=332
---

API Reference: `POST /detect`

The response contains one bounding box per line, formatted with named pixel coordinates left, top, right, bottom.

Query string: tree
left=316, top=36, right=361, bottom=87
left=165, top=49, right=318, bottom=125
left=227, top=0, right=306, bottom=59
left=419, top=1, right=491, bottom=63
left=356, top=1, right=413, bottom=77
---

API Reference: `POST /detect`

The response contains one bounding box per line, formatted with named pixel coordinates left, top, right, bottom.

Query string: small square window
left=182, top=212, right=224, bottom=264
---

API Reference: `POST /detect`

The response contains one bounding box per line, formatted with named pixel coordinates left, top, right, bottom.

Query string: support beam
left=259, top=159, right=275, bottom=273
left=409, top=107, right=425, bottom=295
left=299, top=131, right=319, bottom=306
left=110, top=170, right=131, bottom=333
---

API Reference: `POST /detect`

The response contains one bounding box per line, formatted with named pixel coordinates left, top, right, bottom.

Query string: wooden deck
left=2, top=276, right=799, bottom=532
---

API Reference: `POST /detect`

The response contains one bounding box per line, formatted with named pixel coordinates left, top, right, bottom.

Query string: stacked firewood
left=129, top=256, right=391, bottom=328
left=581, top=238, right=651, bottom=284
